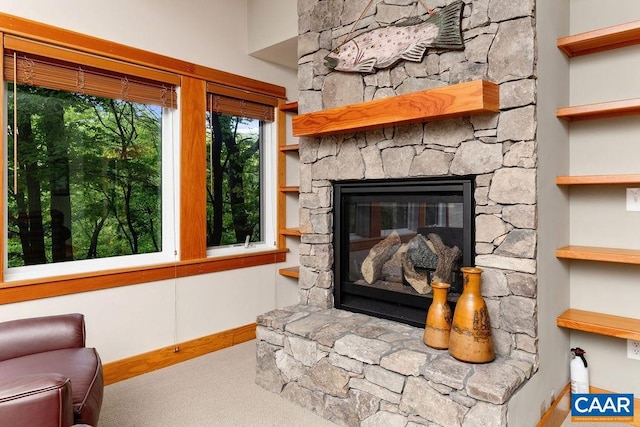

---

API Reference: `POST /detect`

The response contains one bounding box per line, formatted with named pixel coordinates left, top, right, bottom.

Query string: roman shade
left=3, top=35, right=178, bottom=108
left=207, top=82, right=276, bottom=121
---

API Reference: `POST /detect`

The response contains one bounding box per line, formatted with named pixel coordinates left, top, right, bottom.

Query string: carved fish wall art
left=324, top=0, right=464, bottom=73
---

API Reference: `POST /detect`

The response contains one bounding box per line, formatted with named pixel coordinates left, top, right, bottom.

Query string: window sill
left=0, top=248, right=287, bottom=304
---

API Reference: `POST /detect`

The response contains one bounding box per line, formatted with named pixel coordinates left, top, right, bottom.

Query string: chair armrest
left=0, top=314, right=85, bottom=362
left=0, top=373, right=75, bottom=427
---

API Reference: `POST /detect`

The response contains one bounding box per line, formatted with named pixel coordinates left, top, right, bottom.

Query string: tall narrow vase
left=423, top=282, right=452, bottom=349
left=448, top=267, right=495, bottom=363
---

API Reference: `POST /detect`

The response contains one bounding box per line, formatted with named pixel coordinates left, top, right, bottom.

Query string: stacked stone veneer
left=257, top=0, right=539, bottom=425
left=257, top=305, right=533, bottom=426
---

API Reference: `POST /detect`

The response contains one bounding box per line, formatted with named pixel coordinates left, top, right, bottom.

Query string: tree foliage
left=6, top=85, right=263, bottom=269
left=7, top=85, right=163, bottom=267
left=206, top=113, right=261, bottom=247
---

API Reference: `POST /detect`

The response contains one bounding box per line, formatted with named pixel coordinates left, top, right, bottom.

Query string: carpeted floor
left=99, top=340, right=338, bottom=427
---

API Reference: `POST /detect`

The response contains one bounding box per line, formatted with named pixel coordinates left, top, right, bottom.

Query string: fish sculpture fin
left=426, top=0, right=464, bottom=50
left=354, top=58, right=377, bottom=73
left=396, top=16, right=423, bottom=27
left=401, top=44, right=428, bottom=63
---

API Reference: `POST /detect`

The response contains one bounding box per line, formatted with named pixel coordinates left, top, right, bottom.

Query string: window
left=0, top=14, right=288, bottom=301
left=205, top=85, right=277, bottom=255
left=4, top=37, right=179, bottom=280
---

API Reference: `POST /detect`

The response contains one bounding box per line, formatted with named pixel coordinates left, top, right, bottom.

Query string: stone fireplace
left=257, top=1, right=538, bottom=425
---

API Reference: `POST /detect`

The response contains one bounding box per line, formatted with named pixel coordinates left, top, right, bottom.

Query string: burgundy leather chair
left=0, top=313, right=103, bottom=426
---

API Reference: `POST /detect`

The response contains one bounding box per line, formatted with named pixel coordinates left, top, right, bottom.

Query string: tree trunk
left=224, top=127, right=253, bottom=243
left=17, top=113, right=47, bottom=265
left=209, top=114, right=224, bottom=246
left=87, top=214, right=107, bottom=259
left=123, top=181, right=139, bottom=253
left=43, top=97, right=73, bottom=262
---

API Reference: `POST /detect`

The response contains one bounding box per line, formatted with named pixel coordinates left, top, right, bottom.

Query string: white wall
left=511, top=3, right=640, bottom=422
left=0, top=0, right=298, bottom=97
left=0, top=0, right=299, bottom=363
left=508, top=1, right=571, bottom=424
left=247, top=0, right=299, bottom=69
left=568, top=0, right=640, bottom=397
left=247, top=0, right=298, bottom=53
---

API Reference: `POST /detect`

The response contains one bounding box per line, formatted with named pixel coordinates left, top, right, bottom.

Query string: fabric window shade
left=207, top=82, right=275, bottom=122
left=4, top=36, right=178, bottom=108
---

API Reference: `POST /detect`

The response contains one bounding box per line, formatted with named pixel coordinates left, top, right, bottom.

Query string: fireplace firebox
left=333, top=178, right=475, bottom=327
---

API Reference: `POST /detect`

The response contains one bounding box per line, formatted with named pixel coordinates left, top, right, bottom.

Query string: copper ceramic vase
left=448, top=267, right=495, bottom=363
left=423, top=282, right=452, bottom=349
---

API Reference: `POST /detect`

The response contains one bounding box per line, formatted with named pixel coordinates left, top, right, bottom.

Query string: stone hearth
left=257, top=0, right=539, bottom=425
left=257, top=305, right=533, bottom=426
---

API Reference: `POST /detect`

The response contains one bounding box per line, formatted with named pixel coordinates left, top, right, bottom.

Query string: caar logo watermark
left=571, top=393, right=634, bottom=423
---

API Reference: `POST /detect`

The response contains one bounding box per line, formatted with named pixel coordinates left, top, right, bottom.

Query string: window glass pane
left=205, top=112, right=262, bottom=248
left=7, top=84, right=163, bottom=268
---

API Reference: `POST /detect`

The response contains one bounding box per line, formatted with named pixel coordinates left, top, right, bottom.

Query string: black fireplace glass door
left=334, top=178, right=474, bottom=327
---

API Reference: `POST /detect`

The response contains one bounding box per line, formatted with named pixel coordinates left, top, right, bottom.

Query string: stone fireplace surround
left=257, top=0, right=538, bottom=425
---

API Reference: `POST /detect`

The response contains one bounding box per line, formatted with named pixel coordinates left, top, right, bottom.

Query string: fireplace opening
left=333, top=177, right=475, bottom=327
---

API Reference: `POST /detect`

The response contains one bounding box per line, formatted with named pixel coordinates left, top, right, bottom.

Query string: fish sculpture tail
left=427, top=1, right=464, bottom=50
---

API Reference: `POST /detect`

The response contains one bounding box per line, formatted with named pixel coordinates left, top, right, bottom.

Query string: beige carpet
left=99, top=340, right=338, bottom=427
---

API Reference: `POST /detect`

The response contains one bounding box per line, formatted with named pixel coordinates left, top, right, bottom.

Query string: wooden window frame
left=204, top=89, right=277, bottom=254
left=0, top=13, right=287, bottom=304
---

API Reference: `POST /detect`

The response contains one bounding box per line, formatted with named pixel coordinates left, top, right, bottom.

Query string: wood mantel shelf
left=292, top=80, right=499, bottom=137
left=557, top=309, right=640, bottom=341
left=556, top=245, right=640, bottom=265
left=557, top=20, right=640, bottom=57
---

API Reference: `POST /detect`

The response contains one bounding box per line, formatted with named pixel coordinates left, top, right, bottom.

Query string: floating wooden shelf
left=557, top=308, right=640, bottom=341
left=556, top=245, right=640, bottom=265
left=558, top=19, right=640, bottom=57
left=292, top=80, right=499, bottom=137
left=279, top=186, right=299, bottom=193
left=556, top=98, right=640, bottom=121
left=556, top=174, right=640, bottom=185
left=279, top=144, right=299, bottom=152
left=279, top=228, right=301, bottom=237
left=554, top=20, right=640, bottom=400
left=279, top=101, right=298, bottom=113
left=276, top=101, right=299, bottom=251
left=278, top=266, right=300, bottom=279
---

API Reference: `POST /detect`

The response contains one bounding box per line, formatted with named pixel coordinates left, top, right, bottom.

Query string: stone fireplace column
left=296, top=0, right=538, bottom=365
left=254, top=2, right=540, bottom=425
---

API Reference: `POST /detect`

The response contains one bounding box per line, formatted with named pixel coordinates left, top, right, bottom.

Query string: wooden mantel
left=292, top=79, right=499, bottom=137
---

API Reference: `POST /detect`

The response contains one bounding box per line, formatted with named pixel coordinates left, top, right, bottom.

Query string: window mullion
left=179, top=76, right=207, bottom=261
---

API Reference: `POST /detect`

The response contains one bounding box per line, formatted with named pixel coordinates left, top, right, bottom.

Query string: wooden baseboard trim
left=538, top=383, right=640, bottom=426
left=102, top=323, right=256, bottom=385
left=538, top=384, right=571, bottom=427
